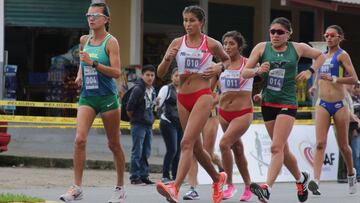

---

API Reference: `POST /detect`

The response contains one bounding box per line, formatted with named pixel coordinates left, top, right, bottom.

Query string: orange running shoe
left=156, top=182, right=179, bottom=203
left=212, top=172, right=227, bottom=203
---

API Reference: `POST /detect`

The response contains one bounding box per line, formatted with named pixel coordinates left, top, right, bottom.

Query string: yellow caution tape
left=0, top=100, right=78, bottom=109
left=0, top=115, right=160, bottom=129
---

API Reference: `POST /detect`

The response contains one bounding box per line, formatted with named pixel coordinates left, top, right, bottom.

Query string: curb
left=0, top=155, right=163, bottom=173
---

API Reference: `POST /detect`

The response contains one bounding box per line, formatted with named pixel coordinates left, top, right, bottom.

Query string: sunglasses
left=269, top=29, right=288, bottom=35
left=86, top=13, right=107, bottom=20
left=323, top=32, right=340, bottom=38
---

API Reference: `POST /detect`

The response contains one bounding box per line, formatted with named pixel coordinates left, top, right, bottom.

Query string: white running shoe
left=108, top=186, right=126, bottom=203
left=59, top=185, right=83, bottom=202
left=348, top=168, right=357, bottom=194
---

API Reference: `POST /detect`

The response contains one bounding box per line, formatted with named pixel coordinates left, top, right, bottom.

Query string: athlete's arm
left=75, top=35, right=88, bottom=86
left=157, top=38, right=181, bottom=79
left=242, top=42, right=268, bottom=79
left=294, top=42, right=325, bottom=81
left=202, top=38, right=230, bottom=79
left=334, top=51, right=358, bottom=84
left=96, top=36, right=121, bottom=78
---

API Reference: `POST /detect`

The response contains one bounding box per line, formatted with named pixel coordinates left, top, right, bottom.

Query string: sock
left=314, top=179, right=320, bottom=185
left=296, top=173, right=305, bottom=183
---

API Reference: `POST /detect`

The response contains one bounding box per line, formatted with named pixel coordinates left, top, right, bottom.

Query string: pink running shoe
left=223, top=184, right=237, bottom=200
left=212, top=172, right=227, bottom=203
left=240, top=185, right=252, bottom=201
left=156, top=182, right=179, bottom=203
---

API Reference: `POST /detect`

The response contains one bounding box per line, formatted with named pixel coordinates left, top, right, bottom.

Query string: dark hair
left=171, top=68, right=178, bottom=76
left=183, top=5, right=206, bottom=24
left=142, top=64, right=156, bottom=74
left=326, top=25, right=344, bottom=38
left=271, top=17, right=292, bottom=33
left=90, top=3, right=110, bottom=31
left=222, top=31, right=247, bottom=52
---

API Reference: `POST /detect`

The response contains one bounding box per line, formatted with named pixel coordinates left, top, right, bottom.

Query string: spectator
left=350, top=84, right=360, bottom=182
left=157, top=68, right=183, bottom=184
left=127, top=64, right=157, bottom=185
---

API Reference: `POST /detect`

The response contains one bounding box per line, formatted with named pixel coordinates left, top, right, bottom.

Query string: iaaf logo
left=298, top=141, right=336, bottom=167
left=299, top=141, right=315, bottom=167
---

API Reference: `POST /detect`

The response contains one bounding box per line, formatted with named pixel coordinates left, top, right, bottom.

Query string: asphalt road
left=0, top=167, right=359, bottom=203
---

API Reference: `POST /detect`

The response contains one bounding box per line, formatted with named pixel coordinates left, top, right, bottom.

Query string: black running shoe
left=141, top=177, right=155, bottom=185
left=250, top=183, right=270, bottom=203
left=308, top=180, right=321, bottom=195
left=296, top=172, right=309, bottom=202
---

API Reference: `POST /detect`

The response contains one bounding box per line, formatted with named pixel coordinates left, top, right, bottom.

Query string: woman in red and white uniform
left=218, top=31, right=253, bottom=201
left=156, top=5, right=230, bottom=203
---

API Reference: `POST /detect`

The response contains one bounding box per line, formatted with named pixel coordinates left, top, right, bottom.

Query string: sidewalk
left=0, top=126, right=165, bottom=172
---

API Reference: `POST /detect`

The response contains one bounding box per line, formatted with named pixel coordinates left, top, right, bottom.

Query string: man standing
left=126, top=65, right=156, bottom=185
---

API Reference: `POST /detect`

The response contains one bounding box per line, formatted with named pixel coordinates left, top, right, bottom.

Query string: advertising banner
left=197, top=124, right=339, bottom=184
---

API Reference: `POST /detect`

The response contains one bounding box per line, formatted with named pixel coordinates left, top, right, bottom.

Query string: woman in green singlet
left=242, top=17, right=325, bottom=203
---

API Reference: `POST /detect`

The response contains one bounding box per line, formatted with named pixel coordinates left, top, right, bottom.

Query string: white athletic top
left=176, top=35, right=214, bottom=75
left=219, top=57, right=253, bottom=93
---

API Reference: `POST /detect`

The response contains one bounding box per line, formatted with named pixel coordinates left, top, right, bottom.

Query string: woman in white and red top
left=218, top=31, right=253, bottom=201
left=156, top=5, right=230, bottom=203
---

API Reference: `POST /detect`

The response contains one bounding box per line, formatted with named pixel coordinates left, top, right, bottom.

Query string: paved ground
left=1, top=167, right=359, bottom=203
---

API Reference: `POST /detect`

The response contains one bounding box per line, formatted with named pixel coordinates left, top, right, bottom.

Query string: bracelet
left=308, top=67, right=315, bottom=74
left=220, top=63, right=225, bottom=72
left=332, top=76, right=337, bottom=83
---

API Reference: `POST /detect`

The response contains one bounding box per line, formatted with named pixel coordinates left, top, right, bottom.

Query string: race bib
left=185, top=58, right=200, bottom=70
left=267, top=68, right=285, bottom=91
left=319, top=58, right=332, bottom=75
left=83, top=65, right=99, bottom=90
left=220, top=70, right=241, bottom=92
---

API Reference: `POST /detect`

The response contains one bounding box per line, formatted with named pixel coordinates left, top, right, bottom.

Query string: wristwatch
left=92, top=60, right=99, bottom=68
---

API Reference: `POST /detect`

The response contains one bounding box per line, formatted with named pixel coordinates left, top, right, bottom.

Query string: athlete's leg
left=265, top=118, right=301, bottom=181
left=334, top=107, right=354, bottom=176
left=203, top=116, right=223, bottom=169
left=265, top=114, right=295, bottom=186
left=102, top=108, right=125, bottom=186
left=174, top=94, right=215, bottom=189
left=313, top=106, right=331, bottom=180
left=219, top=114, right=252, bottom=185
left=74, top=106, right=96, bottom=186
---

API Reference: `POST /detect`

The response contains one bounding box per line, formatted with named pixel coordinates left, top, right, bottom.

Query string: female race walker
left=242, top=17, right=325, bottom=203
left=156, top=5, right=230, bottom=203
left=218, top=30, right=253, bottom=201
left=308, top=25, right=358, bottom=196
left=60, top=3, right=125, bottom=203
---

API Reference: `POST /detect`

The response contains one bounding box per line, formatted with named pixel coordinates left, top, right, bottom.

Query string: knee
left=108, top=141, right=122, bottom=153
left=270, top=144, right=284, bottom=155
left=316, top=141, right=327, bottom=151
left=339, top=144, right=351, bottom=154
left=74, top=135, right=87, bottom=149
left=219, top=139, right=231, bottom=153
left=180, top=138, right=194, bottom=152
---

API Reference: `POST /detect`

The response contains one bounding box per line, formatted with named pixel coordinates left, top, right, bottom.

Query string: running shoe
left=308, top=180, right=321, bottom=195
left=296, top=171, right=309, bottom=202
left=108, top=186, right=126, bottom=203
left=250, top=183, right=270, bottom=203
left=59, top=185, right=83, bottom=202
left=156, top=182, right=179, bottom=203
left=240, top=185, right=252, bottom=201
left=348, top=168, right=357, bottom=194
left=183, top=188, right=200, bottom=200
left=222, top=184, right=237, bottom=200
left=212, top=172, right=227, bottom=203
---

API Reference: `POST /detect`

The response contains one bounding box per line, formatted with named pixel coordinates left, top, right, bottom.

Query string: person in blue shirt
left=127, top=65, right=157, bottom=185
